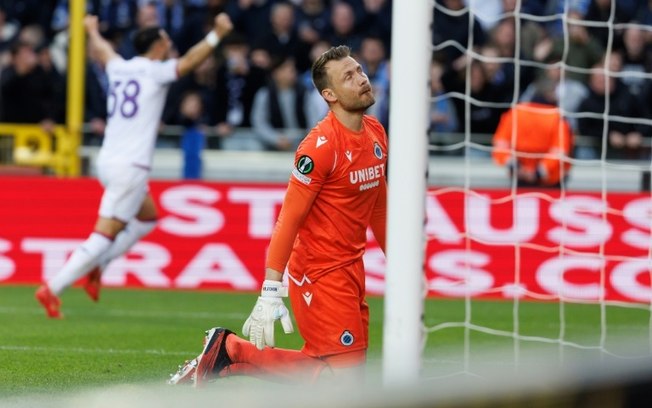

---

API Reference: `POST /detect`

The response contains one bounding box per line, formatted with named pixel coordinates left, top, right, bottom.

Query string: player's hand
left=213, top=13, right=234, bottom=40
left=242, top=280, right=294, bottom=350
left=83, top=15, right=99, bottom=33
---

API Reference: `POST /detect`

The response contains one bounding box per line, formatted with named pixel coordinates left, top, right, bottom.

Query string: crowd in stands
left=434, top=0, right=652, bottom=160
left=0, top=0, right=651, bottom=160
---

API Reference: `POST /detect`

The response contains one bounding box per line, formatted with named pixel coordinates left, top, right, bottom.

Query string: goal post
left=382, top=0, right=432, bottom=384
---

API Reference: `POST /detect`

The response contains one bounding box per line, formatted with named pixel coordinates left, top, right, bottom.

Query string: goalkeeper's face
left=324, top=56, right=375, bottom=112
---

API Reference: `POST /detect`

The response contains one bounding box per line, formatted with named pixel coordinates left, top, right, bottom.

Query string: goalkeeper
left=169, top=45, right=387, bottom=385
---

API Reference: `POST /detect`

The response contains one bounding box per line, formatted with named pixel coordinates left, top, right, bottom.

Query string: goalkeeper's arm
left=243, top=183, right=318, bottom=350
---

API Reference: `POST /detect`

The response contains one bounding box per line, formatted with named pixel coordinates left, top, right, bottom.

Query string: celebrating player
left=169, top=45, right=387, bottom=385
left=35, top=13, right=233, bottom=318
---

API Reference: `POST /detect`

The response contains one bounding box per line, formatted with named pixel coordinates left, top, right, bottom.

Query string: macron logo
left=302, top=292, right=313, bottom=306
left=316, top=135, right=328, bottom=148
left=345, top=150, right=352, bottom=162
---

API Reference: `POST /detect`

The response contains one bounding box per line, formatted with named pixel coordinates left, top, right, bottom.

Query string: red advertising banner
left=0, top=177, right=650, bottom=303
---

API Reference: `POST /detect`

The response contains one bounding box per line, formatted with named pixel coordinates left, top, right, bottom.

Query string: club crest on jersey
left=373, top=142, right=383, bottom=159
left=292, top=155, right=314, bottom=185
left=340, top=330, right=354, bottom=346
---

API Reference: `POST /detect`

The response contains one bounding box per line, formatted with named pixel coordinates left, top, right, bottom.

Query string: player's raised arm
left=177, top=12, right=233, bottom=77
left=84, top=15, right=119, bottom=67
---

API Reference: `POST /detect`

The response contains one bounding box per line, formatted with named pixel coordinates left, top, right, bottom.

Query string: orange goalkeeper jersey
left=266, top=111, right=388, bottom=281
left=492, top=102, right=573, bottom=185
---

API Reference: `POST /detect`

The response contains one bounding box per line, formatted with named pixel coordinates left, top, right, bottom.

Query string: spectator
left=84, top=59, right=109, bottom=145
left=90, top=0, right=139, bottom=41
left=251, top=56, right=310, bottom=151
left=0, top=41, right=59, bottom=129
left=163, top=55, right=218, bottom=129
left=493, top=78, right=574, bottom=188
left=296, top=0, right=330, bottom=47
left=3, top=0, right=56, bottom=39
left=117, top=1, right=160, bottom=58
left=583, top=0, right=638, bottom=50
left=487, top=17, right=537, bottom=93
left=36, top=41, right=66, bottom=125
left=479, top=43, right=515, bottom=103
left=616, top=24, right=652, bottom=98
left=16, top=23, right=46, bottom=49
left=226, top=0, right=274, bottom=46
left=544, top=0, right=591, bottom=37
left=442, top=59, right=506, bottom=137
left=151, top=0, right=186, bottom=47
left=213, top=32, right=267, bottom=150
left=324, top=1, right=363, bottom=54
left=357, top=0, right=392, bottom=53
left=179, top=91, right=205, bottom=179
left=534, top=10, right=604, bottom=84
left=577, top=60, right=649, bottom=160
left=638, top=0, right=652, bottom=32
left=432, top=0, right=487, bottom=65
left=429, top=58, right=458, bottom=134
left=252, top=1, right=303, bottom=71
left=300, top=39, right=330, bottom=127
left=357, top=36, right=389, bottom=121
left=0, top=7, right=19, bottom=54
left=520, top=59, right=589, bottom=133
left=467, top=0, right=503, bottom=32
left=467, top=0, right=548, bottom=34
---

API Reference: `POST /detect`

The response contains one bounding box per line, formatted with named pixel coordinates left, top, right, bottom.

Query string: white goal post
left=382, top=1, right=432, bottom=384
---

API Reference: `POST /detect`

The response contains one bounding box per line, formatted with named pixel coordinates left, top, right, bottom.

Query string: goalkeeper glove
left=242, top=280, right=294, bottom=350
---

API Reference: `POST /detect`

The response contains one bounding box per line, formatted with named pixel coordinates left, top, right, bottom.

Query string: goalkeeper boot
left=194, top=327, right=234, bottom=387
left=168, top=329, right=213, bottom=385
left=84, top=266, right=102, bottom=302
left=35, top=285, right=62, bottom=319
left=168, top=357, right=198, bottom=385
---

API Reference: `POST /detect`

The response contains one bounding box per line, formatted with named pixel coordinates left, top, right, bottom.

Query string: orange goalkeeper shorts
left=287, top=260, right=369, bottom=361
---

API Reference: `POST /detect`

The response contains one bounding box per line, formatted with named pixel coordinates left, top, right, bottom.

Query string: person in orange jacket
left=492, top=78, right=574, bottom=187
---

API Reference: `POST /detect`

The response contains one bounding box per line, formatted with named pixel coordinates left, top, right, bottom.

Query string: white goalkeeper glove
left=242, top=280, right=294, bottom=350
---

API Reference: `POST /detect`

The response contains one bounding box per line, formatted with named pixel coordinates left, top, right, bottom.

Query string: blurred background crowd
left=0, top=0, right=651, bottom=160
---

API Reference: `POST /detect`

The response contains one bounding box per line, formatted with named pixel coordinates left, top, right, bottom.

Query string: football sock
left=48, top=233, right=113, bottom=295
left=98, top=219, right=156, bottom=268
left=225, top=334, right=327, bottom=383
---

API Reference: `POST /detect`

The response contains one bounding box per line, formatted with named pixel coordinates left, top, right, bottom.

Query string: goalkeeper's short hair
left=311, top=45, right=351, bottom=94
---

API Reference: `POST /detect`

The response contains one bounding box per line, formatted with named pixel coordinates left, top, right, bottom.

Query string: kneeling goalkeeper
left=169, top=45, right=388, bottom=385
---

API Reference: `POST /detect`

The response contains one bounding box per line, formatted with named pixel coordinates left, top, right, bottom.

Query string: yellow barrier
left=0, top=0, right=87, bottom=177
left=0, top=124, right=80, bottom=176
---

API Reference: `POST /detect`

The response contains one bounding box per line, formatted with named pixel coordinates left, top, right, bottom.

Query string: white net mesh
left=424, top=0, right=652, bottom=380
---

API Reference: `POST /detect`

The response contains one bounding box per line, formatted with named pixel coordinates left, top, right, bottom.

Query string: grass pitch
left=1, top=286, right=650, bottom=399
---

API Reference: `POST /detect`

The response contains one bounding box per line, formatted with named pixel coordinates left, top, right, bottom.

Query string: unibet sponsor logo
left=349, top=163, right=385, bottom=190
left=340, top=330, right=354, bottom=346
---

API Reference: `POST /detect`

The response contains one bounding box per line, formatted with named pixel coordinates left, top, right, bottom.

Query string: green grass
left=1, top=286, right=650, bottom=398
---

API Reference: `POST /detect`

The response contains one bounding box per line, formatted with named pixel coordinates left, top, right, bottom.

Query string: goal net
left=385, top=0, right=652, bottom=388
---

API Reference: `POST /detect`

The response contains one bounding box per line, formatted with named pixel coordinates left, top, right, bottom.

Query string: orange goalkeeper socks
left=225, top=334, right=326, bottom=383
